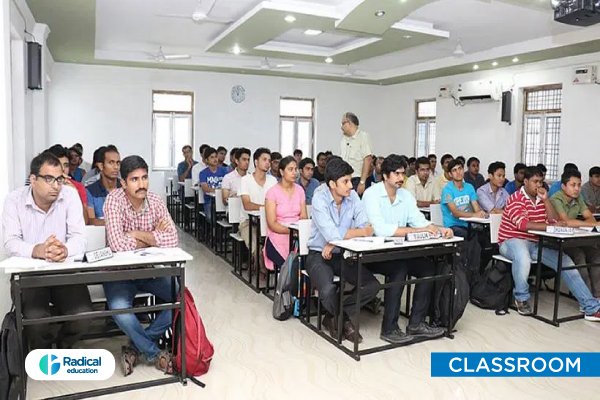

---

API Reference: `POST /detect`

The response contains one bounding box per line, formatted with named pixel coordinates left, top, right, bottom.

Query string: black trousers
left=20, top=285, right=93, bottom=349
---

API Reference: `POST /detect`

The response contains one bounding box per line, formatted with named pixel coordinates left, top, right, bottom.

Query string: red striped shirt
left=498, top=187, right=548, bottom=243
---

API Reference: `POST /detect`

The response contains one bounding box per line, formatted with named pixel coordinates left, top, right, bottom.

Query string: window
left=279, top=98, right=314, bottom=158
left=522, top=85, right=562, bottom=180
left=415, top=100, right=436, bottom=157
left=152, top=91, right=194, bottom=170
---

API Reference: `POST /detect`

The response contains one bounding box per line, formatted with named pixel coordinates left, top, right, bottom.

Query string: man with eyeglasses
left=2, top=151, right=92, bottom=349
left=340, top=112, right=373, bottom=196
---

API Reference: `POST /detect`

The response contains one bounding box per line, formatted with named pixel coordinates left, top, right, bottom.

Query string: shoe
left=120, top=345, right=139, bottom=377
left=154, top=350, right=174, bottom=374
left=343, top=320, right=363, bottom=344
left=514, top=299, right=533, bottom=316
left=584, top=310, right=600, bottom=322
left=406, top=322, right=445, bottom=338
left=321, top=314, right=338, bottom=339
left=380, top=328, right=412, bottom=344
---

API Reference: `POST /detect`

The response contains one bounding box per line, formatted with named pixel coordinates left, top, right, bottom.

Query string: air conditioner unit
left=572, top=65, right=597, bottom=84
left=456, top=80, right=500, bottom=102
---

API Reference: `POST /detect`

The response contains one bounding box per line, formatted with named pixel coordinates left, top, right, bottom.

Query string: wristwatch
left=359, top=180, right=365, bottom=185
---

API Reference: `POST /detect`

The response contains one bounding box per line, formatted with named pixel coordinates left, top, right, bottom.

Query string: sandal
left=154, top=350, right=174, bottom=374
left=120, top=345, right=139, bottom=376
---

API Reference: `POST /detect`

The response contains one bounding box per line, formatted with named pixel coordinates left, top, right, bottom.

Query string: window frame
left=279, top=97, right=315, bottom=158
left=414, top=99, right=437, bottom=157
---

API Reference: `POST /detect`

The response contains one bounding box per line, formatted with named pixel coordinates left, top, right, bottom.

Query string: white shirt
left=340, top=129, right=372, bottom=178
left=222, top=169, right=245, bottom=197
left=191, top=161, right=206, bottom=186
left=405, top=174, right=440, bottom=202
left=238, top=173, right=277, bottom=222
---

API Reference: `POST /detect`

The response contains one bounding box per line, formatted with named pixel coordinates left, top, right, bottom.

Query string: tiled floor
left=28, top=229, right=600, bottom=399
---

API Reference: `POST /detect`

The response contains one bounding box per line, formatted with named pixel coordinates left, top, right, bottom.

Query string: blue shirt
left=200, top=166, right=228, bottom=205
left=307, top=185, right=369, bottom=252
left=549, top=180, right=562, bottom=197
left=362, top=182, right=430, bottom=237
left=86, top=179, right=120, bottom=219
left=505, top=180, right=519, bottom=195
left=476, top=182, right=509, bottom=212
left=441, top=181, right=478, bottom=228
left=297, top=178, right=320, bottom=205
left=177, top=160, right=198, bottom=180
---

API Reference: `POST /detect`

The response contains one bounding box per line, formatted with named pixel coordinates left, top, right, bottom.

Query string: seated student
left=221, top=147, right=250, bottom=205
left=505, top=162, right=526, bottom=195
left=177, top=145, right=198, bottom=183
left=306, top=157, right=376, bottom=343
left=264, top=156, right=308, bottom=270
left=582, top=166, right=600, bottom=213
left=2, top=152, right=92, bottom=349
left=199, top=146, right=228, bottom=223
left=362, top=155, right=449, bottom=343
left=46, top=144, right=90, bottom=224
left=86, top=145, right=121, bottom=225
left=406, top=157, right=417, bottom=177
left=103, top=155, right=179, bottom=375
left=464, top=157, right=486, bottom=189
left=83, top=146, right=106, bottom=186
left=550, top=170, right=600, bottom=297
left=297, top=157, right=320, bottom=205
left=68, top=146, right=86, bottom=182
left=268, top=152, right=282, bottom=181
left=428, top=154, right=438, bottom=177
left=239, top=148, right=278, bottom=261
left=228, top=147, right=238, bottom=172
left=549, top=163, right=579, bottom=197
left=217, top=146, right=228, bottom=169
left=498, top=166, right=600, bottom=319
left=191, top=144, right=209, bottom=186
left=405, top=156, right=441, bottom=207
left=313, top=152, right=327, bottom=182
left=477, top=161, right=509, bottom=214
left=434, top=154, right=454, bottom=196
left=455, top=156, right=466, bottom=166
left=365, top=156, right=384, bottom=188
left=293, top=149, right=303, bottom=164
left=536, top=163, right=550, bottom=191
left=441, top=159, right=487, bottom=237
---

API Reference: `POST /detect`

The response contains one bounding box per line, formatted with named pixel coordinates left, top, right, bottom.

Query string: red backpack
left=172, top=288, right=214, bottom=383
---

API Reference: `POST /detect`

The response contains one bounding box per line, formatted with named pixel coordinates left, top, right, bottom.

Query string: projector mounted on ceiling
left=552, top=0, right=600, bottom=26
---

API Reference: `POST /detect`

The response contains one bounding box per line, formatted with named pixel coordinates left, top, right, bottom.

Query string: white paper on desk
left=352, top=237, right=384, bottom=244
left=0, top=256, right=77, bottom=270
left=133, top=247, right=166, bottom=256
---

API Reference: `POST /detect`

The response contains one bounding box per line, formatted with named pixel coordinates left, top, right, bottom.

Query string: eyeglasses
left=36, top=175, right=66, bottom=185
left=341, top=120, right=350, bottom=126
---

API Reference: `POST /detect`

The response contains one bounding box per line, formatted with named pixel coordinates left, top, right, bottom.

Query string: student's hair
left=278, top=156, right=296, bottom=173
left=536, top=163, right=547, bottom=174
left=270, top=151, right=282, bottom=161
left=561, top=170, right=582, bottom=184
left=589, top=166, right=600, bottom=177
left=324, top=157, right=353, bottom=184
left=69, top=145, right=82, bottom=157
left=235, top=147, right=251, bottom=159
left=447, top=159, right=462, bottom=172
left=381, top=154, right=407, bottom=177
left=229, top=147, right=238, bottom=156
left=199, top=144, right=209, bottom=155
left=120, top=155, right=148, bottom=180
left=253, top=147, right=271, bottom=162
left=203, top=146, right=217, bottom=160
left=416, top=156, right=431, bottom=169
left=563, top=162, right=579, bottom=173
left=324, top=150, right=333, bottom=157
left=316, top=151, right=326, bottom=161
left=408, top=157, right=416, bottom=164
left=513, top=162, right=527, bottom=174
left=217, top=146, right=227, bottom=153
left=343, top=112, right=359, bottom=126
left=487, top=161, right=506, bottom=175
left=181, top=145, right=192, bottom=152
left=523, top=166, right=543, bottom=180
left=30, top=152, right=61, bottom=176
left=467, top=157, right=480, bottom=167
left=299, top=157, right=315, bottom=170
left=293, top=149, right=303, bottom=156
left=101, top=145, right=119, bottom=163
left=73, top=143, right=83, bottom=152
left=46, top=144, right=69, bottom=159
left=92, top=146, right=107, bottom=169
left=428, top=154, right=437, bottom=160
left=440, top=153, right=453, bottom=165
left=456, top=156, right=466, bottom=166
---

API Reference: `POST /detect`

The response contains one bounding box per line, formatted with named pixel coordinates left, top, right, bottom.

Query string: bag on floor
left=0, top=309, right=22, bottom=400
left=470, top=260, right=512, bottom=314
left=272, top=245, right=299, bottom=321
left=172, top=288, right=214, bottom=386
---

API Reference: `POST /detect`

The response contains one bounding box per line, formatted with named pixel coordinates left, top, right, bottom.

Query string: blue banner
left=431, top=352, right=600, bottom=377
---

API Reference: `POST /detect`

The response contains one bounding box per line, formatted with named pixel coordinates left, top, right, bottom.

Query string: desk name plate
left=546, top=226, right=574, bottom=235
left=83, top=247, right=114, bottom=263
left=406, top=231, right=441, bottom=241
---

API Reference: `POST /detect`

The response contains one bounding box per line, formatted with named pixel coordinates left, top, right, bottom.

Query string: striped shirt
left=2, top=185, right=86, bottom=258
left=498, top=187, right=548, bottom=243
left=104, top=188, right=178, bottom=252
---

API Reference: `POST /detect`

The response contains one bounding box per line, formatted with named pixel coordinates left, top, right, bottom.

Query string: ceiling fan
left=156, top=0, right=233, bottom=25
left=147, top=47, right=191, bottom=62
left=331, top=65, right=367, bottom=77
left=244, top=57, right=294, bottom=70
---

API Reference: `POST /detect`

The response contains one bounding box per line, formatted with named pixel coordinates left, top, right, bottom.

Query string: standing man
left=86, top=145, right=121, bottom=225
left=222, top=147, right=250, bottom=205
left=177, top=145, right=197, bottom=183
left=297, top=157, right=320, bottom=205
left=405, top=156, right=440, bottom=207
left=2, top=152, right=92, bottom=349
left=477, top=161, right=509, bottom=214
left=581, top=166, right=600, bottom=214
left=464, top=157, right=486, bottom=189
left=313, top=152, right=327, bottom=182
left=362, top=155, right=449, bottom=343
left=103, top=155, right=179, bottom=375
left=340, top=112, right=372, bottom=195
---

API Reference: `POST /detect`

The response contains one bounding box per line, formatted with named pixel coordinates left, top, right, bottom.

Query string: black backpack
left=470, top=260, right=513, bottom=315
left=0, top=310, right=23, bottom=400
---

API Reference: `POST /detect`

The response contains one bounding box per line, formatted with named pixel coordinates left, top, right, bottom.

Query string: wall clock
left=231, top=85, right=246, bottom=103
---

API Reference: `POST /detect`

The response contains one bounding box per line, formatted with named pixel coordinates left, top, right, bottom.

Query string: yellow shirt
left=340, top=129, right=372, bottom=178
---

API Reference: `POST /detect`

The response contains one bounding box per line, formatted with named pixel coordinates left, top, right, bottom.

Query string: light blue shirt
left=307, top=185, right=369, bottom=252
left=441, top=181, right=478, bottom=228
left=549, top=180, right=562, bottom=197
left=362, top=182, right=430, bottom=237
left=297, top=177, right=320, bottom=205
